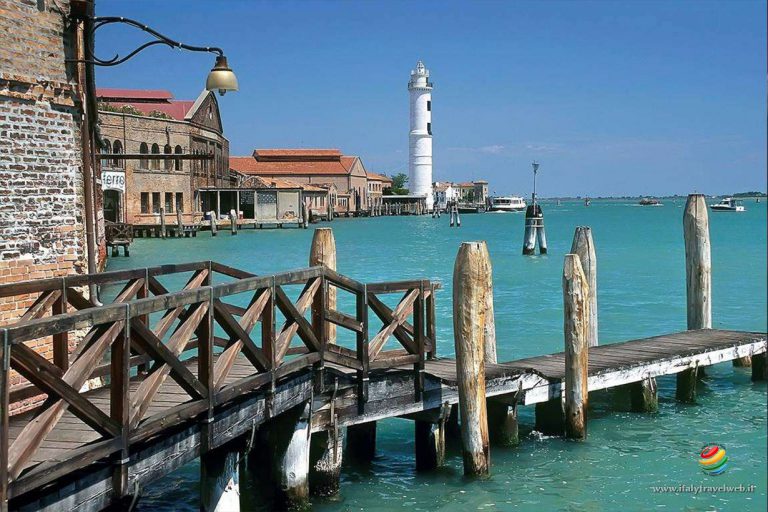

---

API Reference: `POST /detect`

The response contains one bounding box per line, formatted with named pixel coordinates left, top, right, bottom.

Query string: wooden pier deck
left=0, top=260, right=765, bottom=512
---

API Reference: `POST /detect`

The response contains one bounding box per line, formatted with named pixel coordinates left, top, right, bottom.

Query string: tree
left=388, top=173, right=409, bottom=195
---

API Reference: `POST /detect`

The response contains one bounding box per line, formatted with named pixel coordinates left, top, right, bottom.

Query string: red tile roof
left=366, top=172, right=393, bottom=183
left=96, top=88, right=194, bottom=121
left=231, top=149, right=360, bottom=176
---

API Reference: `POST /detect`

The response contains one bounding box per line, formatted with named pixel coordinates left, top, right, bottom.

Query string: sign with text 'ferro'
left=103, top=170, right=125, bottom=192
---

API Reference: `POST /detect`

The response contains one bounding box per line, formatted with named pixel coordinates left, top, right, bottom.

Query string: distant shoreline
left=538, top=193, right=767, bottom=201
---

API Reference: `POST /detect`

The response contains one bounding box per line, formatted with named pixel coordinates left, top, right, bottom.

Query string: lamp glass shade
left=206, top=55, right=238, bottom=95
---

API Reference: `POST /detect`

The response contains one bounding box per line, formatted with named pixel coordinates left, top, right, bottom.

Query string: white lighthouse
left=408, top=60, right=434, bottom=211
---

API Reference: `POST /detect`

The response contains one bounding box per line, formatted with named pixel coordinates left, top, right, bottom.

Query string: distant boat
left=457, top=203, right=486, bottom=214
left=584, top=198, right=591, bottom=207
left=710, top=197, right=745, bottom=212
left=488, top=196, right=526, bottom=212
left=639, top=197, right=662, bottom=206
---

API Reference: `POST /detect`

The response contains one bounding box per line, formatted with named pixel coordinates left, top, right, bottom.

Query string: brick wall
left=0, top=0, right=102, bottom=411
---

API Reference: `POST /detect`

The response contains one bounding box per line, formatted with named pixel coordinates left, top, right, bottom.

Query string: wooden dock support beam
left=309, top=428, right=344, bottom=497
left=752, top=352, right=767, bottom=381
left=267, top=402, right=311, bottom=509
left=535, top=398, right=564, bottom=436
left=571, top=227, right=598, bottom=346
left=453, top=241, right=490, bottom=476
left=346, top=422, right=376, bottom=463
left=310, top=228, right=336, bottom=344
left=676, top=364, right=699, bottom=403
left=415, top=420, right=446, bottom=471
left=201, top=443, right=241, bottom=512
left=563, top=254, right=589, bottom=440
left=629, top=378, right=658, bottom=413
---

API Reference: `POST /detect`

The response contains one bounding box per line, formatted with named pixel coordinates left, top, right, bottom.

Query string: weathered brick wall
left=0, top=0, right=101, bottom=411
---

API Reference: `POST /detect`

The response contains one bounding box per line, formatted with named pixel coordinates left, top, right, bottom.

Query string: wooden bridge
left=0, top=260, right=764, bottom=511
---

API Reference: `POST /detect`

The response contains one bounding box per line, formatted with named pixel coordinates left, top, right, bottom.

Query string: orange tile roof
left=230, top=152, right=354, bottom=176
left=366, top=172, right=393, bottom=183
left=255, top=149, right=342, bottom=158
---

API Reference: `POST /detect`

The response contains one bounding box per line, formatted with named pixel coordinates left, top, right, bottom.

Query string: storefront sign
left=103, top=170, right=125, bottom=192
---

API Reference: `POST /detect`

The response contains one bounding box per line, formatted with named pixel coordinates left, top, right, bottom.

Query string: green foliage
left=388, top=172, right=409, bottom=195
left=97, top=103, right=173, bottom=120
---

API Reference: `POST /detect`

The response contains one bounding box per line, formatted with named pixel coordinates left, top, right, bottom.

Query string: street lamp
left=73, top=15, right=238, bottom=95
left=531, top=161, right=540, bottom=208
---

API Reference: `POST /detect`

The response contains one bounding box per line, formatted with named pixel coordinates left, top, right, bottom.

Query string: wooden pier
left=0, top=194, right=765, bottom=511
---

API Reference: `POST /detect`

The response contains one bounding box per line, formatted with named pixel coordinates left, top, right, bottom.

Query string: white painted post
left=201, top=445, right=241, bottom=512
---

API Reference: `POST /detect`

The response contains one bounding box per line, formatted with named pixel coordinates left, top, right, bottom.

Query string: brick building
left=366, top=172, right=392, bottom=213
left=230, top=149, right=370, bottom=215
left=0, top=0, right=105, bottom=406
left=96, top=88, right=230, bottom=224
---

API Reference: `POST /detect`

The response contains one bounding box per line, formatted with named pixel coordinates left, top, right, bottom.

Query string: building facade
left=433, top=181, right=459, bottom=211
left=408, top=60, right=434, bottom=211
left=97, top=88, right=230, bottom=225
left=0, top=0, right=105, bottom=409
left=366, top=172, right=392, bottom=213
left=230, top=149, right=370, bottom=215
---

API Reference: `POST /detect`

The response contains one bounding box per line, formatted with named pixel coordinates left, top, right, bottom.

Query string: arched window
left=151, top=143, right=160, bottom=170
left=101, top=139, right=111, bottom=168
left=139, top=142, right=149, bottom=169
left=174, top=145, right=183, bottom=171
left=112, top=140, right=123, bottom=168
left=164, top=144, right=173, bottom=170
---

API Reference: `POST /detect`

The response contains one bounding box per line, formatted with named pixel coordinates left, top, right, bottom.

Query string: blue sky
left=96, top=0, right=766, bottom=197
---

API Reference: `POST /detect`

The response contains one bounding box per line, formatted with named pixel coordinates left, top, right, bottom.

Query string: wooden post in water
left=752, top=353, right=767, bottom=381
left=629, top=377, right=658, bottom=413
left=267, top=402, right=311, bottom=509
left=310, top=228, right=336, bottom=344
left=522, top=204, right=546, bottom=255
left=301, top=201, right=309, bottom=229
left=563, top=254, right=589, bottom=440
left=453, top=241, right=490, bottom=476
left=309, top=427, right=344, bottom=497
left=346, top=422, right=376, bottom=463
left=679, top=193, right=711, bottom=400
left=209, top=211, right=218, bottom=237
left=415, top=413, right=447, bottom=471
left=176, top=208, right=184, bottom=238
left=201, top=443, right=241, bottom=512
left=571, top=227, right=598, bottom=346
left=159, top=207, right=166, bottom=238
left=230, top=209, right=237, bottom=236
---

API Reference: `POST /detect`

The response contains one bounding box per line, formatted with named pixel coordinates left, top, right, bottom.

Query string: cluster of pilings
left=382, top=202, right=428, bottom=216
left=522, top=203, right=547, bottom=255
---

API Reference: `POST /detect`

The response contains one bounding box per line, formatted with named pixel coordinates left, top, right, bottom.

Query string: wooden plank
left=273, top=280, right=320, bottom=362
left=368, top=289, right=419, bottom=360
left=324, top=309, right=363, bottom=333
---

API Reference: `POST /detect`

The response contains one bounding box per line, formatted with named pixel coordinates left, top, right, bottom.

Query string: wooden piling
left=535, top=398, right=564, bottom=436
left=267, top=402, right=311, bottom=509
left=159, top=207, right=166, bottom=238
left=201, top=444, right=241, bottom=512
left=563, top=254, right=589, bottom=440
left=453, top=241, right=490, bottom=476
left=676, top=364, right=699, bottom=403
left=301, top=201, right=309, bottom=229
left=629, top=378, right=658, bottom=413
left=230, top=209, right=238, bottom=236
left=571, top=227, right=598, bottom=346
left=752, top=353, right=767, bottom=381
left=309, top=428, right=344, bottom=497
left=415, top=420, right=446, bottom=471
left=522, top=205, right=537, bottom=255
left=346, top=422, right=376, bottom=463
left=209, top=211, right=218, bottom=236
left=176, top=208, right=184, bottom=238
left=310, top=228, right=336, bottom=344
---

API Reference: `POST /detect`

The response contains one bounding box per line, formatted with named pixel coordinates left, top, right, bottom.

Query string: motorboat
left=710, top=197, right=745, bottom=212
left=639, top=197, right=662, bottom=206
left=488, top=196, right=527, bottom=212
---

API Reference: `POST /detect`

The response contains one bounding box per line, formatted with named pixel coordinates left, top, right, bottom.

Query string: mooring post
left=571, top=227, right=598, bottom=347
left=159, top=207, right=166, bottom=238
left=629, top=377, right=658, bottom=413
left=209, top=211, right=218, bottom=237
left=176, top=208, right=184, bottom=238
left=522, top=204, right=546, bottom=255
left=266, top=402, right=311, bottom=509
left=230, top=209, right=238, bottom=236
left=310, top=228, right=336, bottom=344
left=453, top=241, right=491, bottom=476
left=201, top=443, right=241, bottom=512
left=346, top=422, right=376, bottom=463
left=679, top=193, right=711, bottom=399
left=563, top=254, right=589, bottom=440
left=309, top=427, right=344, bottom=497
left=301, top=201, right=309, bottom=229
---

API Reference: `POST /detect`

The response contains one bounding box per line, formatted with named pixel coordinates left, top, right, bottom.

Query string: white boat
left=710, top=197, right=745, bottom=212
left=488, top=196, right=527, bottom=212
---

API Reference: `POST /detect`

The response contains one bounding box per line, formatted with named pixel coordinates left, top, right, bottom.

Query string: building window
left=427, top=122, right=432, bottom=135
left=140, top=192, right=149, bottom=213
left=176, top=192, right=183, bottom=212
left=113, top=140, right=123, bottom=168
left=164, top=144, right=173, bottom=171
left=427, top=100, right=431, bottom=112
left=175, top=145, right=183, bottom=171
left=151, top=143, right=160, bottom=170
left=165, top=192, right=174, bottom=212
left=152, top=192, right=160, bottom=213
left=139, top=142, right=149, bottom=169
left=100, top=139, right=112, bottom=168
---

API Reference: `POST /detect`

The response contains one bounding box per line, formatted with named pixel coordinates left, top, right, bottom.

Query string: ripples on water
left=105, top=200, right=767, bottom=511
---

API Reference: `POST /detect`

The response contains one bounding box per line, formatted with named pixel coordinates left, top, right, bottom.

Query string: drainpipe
left=73, top=2, right=101, bottom=305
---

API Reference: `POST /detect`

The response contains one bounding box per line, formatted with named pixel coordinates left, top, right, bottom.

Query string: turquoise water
left=106, top=199, right=767, bottom=511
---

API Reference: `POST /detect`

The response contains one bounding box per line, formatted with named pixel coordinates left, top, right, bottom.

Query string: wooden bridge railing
left=0, top=262, right=438, bottom=503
